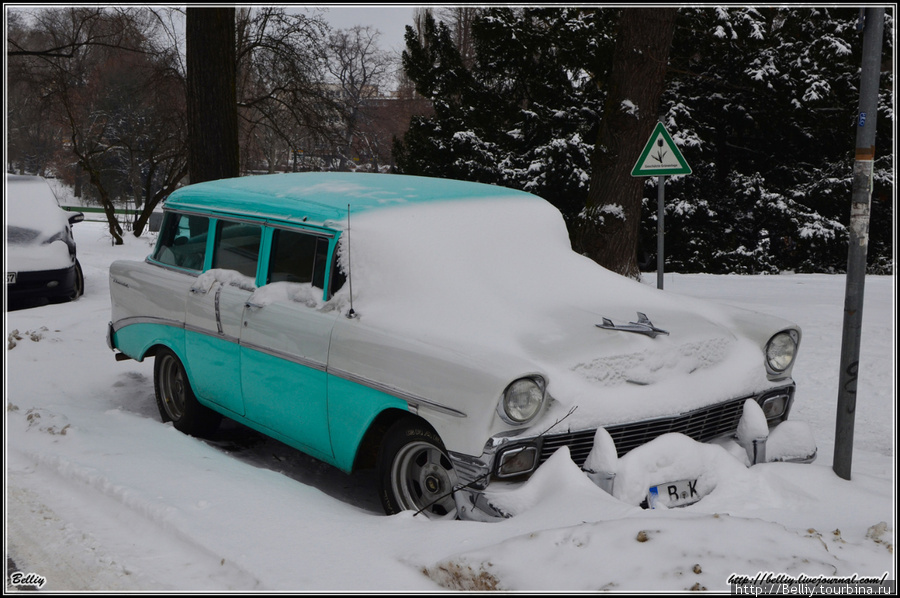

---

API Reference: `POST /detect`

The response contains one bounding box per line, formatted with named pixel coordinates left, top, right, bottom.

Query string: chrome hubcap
left=391, top=440, right=459, bottom=519
left=160, top=355, right=186, bottom=420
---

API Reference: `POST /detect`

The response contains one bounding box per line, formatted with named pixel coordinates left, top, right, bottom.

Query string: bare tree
left=437, top=6, right=481, bottom=68
left=235, top=7, right=331, bottom=173
left=7, top=7, right=188, bottom=242
left=6, top=12, right=59, bottom=176
left=323, top=26, right=392, bottom=170
left=7, top=6, right=150, bottom=58
left=579, top=8, right=678, bottom=278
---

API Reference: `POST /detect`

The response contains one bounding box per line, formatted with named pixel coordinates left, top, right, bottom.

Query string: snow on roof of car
left=162, top=172, right=534, bottom=226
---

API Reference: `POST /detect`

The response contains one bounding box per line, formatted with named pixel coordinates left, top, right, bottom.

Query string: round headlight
left=765, top=331, right=798, bottom=373
left=501, top=377, right=545, bottom=424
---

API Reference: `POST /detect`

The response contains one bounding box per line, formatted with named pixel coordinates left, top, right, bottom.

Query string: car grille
left=538, top=391, right=788, bottom=466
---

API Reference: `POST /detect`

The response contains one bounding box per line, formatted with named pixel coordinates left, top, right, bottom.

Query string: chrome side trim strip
left=327, top=367, right=467, bottom=418
left=239, top=340, right=327, bottom=372
left=111, top=316, right=184, bottom=333
left=115, top=317, right=465, bottom=418
left=183, top=323, right=240, bottom=344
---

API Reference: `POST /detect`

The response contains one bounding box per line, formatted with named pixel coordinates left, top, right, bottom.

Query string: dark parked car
left=7, top=174, right=84, bottom=308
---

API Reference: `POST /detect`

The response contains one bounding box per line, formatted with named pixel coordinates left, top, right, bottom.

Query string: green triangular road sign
left=631, top=122, right=691, bottom=177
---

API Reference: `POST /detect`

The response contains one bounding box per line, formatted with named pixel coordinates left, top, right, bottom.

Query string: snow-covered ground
left=5, top=220, right=895, bottom=591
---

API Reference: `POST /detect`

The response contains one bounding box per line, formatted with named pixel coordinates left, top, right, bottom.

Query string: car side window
left=213, top=220, right=262, bottom=279
left=152, top=212, right=209, bottom=271
left=267, top=228, right=329, bottom=289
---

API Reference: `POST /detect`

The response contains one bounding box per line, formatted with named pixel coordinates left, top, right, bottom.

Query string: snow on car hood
left=339, top=195, right=790, bottom=428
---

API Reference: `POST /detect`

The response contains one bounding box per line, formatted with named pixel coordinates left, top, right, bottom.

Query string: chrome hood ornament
left=596, top=312, right=670, bottom=339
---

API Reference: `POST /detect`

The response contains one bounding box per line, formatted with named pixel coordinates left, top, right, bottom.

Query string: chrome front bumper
left=450, top=387, right=816, bottom=521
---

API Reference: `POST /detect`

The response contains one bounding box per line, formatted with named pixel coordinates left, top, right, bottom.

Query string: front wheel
left=71, top=259, right=84, bottom=300
left=153, top=347, right=221, bottom=437
left=377, top=417, right=459, bottom=519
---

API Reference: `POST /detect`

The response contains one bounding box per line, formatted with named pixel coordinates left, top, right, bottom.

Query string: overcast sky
left=318, top=4, right=419, bottom=54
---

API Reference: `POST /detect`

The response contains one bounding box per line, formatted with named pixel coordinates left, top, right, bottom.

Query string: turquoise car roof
left=163, top=172, right=534, bottom=227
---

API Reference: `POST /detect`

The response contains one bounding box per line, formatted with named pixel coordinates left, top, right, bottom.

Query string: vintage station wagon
left=108, top=172, right=815, bottom=520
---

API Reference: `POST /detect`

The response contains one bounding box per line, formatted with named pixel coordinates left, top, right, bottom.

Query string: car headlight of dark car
left=765, top=330, right=799, bottom=375
left=499, top=376, right=546, bottom=425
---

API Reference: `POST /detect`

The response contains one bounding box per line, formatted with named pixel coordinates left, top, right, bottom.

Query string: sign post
left=833, top=7, right=884, bottom=481
left=631, top=122, right=691, bottom=289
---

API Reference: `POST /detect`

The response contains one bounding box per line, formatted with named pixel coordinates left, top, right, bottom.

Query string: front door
left=239, top=227, right=338, bottom=461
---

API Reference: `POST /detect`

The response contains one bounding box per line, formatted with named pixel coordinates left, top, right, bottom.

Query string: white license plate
left=7, top=272, right=16, bottom=284
left=647, top=479, right=700, bottom=509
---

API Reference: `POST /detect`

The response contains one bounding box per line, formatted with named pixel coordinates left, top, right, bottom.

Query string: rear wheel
left=377, top=417, right=459, bottom=519
left=154, top=347, right=221, bottom=436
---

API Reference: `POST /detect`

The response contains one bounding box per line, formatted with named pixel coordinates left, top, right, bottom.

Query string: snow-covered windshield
left=6, top=175, right=69, bottom=243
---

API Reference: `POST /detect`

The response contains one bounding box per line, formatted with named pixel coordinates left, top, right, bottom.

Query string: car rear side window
left=267, top=228, right=329, bottom=289
left=152, top=213, right=209, bottom=271
left=213, top=220, right=262, bottom=278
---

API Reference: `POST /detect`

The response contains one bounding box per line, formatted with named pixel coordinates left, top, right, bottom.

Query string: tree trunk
left=579, top=8, right=677, bottom=278
left=186, top=8, right=239, bottom=184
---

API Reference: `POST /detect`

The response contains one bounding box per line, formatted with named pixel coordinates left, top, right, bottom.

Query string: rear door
left=184, top=219, right=263, bottom=417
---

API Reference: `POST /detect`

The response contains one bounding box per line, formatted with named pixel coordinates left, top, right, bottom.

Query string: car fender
left=328, top=316, right=540, bottom=458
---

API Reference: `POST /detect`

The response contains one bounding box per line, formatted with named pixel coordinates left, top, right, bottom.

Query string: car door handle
left=245, top=301, right=265, bottom=309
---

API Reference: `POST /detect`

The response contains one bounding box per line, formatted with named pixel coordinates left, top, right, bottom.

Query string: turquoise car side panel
left=240, top=295, right=338, bottom=459
left=185, top=281, right=252, bottom=416
left=113, top=321, right=183, bottom=362
left=183, top=331, right=245, bottom=415
left=326, top=375, right=409, bottom=472
left=241, top=348, right=333, bottom=460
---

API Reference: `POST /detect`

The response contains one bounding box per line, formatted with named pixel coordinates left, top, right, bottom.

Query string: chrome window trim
left=164, top=207, right=336, bottom=238
left=144, top=255, right=205, bottom=275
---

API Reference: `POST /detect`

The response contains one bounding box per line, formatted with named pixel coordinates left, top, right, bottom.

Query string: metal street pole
left=833, top=7, right=884, bottom=481
left=657, top=174, right=665, bottom=290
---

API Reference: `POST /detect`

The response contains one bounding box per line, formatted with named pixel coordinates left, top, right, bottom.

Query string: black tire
left=71, top=259, right=84, bottom=300
left=153, top=347, right=221, bottom=436
left=377, top=417, right=459, bottom=519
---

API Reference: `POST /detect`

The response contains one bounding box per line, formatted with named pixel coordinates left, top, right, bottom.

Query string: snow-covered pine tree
left=650, top=6, right=893, bottom=274
left=395, top=7, right=615, bottom=230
